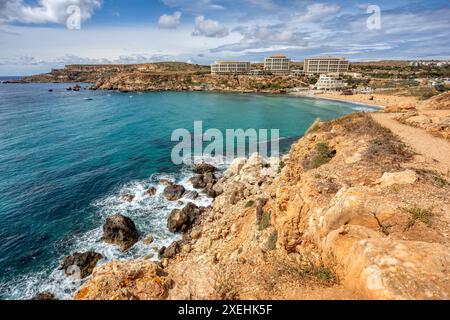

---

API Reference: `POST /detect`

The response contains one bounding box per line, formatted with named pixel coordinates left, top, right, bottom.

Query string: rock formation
left=60, top=251, right=104, bottom=279
left=101, top=214, right=139, bottom=251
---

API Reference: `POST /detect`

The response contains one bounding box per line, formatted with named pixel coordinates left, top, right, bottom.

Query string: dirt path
left=371, top=113, right=450, bottom=176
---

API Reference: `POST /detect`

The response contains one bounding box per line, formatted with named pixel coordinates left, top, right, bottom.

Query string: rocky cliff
left=21, top=62, right=308, bottom=93
left=74, top=113, right=450, bottom=300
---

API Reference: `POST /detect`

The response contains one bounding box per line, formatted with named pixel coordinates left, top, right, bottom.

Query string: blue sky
left=0, top=0, right=449, bottom=75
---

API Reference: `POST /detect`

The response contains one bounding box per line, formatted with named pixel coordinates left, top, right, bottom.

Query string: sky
left=0, top=0, right=449, bottom=75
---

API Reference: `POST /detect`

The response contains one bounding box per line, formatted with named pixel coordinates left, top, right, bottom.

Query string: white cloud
left=192, top=15, right=229, bottom=38
left=158, top=11, right=182, bottom=29
left=292, top=3, right=341, bottom=23
left=0, top=0, right=101, bottom=25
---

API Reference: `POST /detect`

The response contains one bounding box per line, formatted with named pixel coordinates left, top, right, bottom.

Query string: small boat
left=83, top=98, right=93, bottom=101
left=48, top=89, right=53, bottom=92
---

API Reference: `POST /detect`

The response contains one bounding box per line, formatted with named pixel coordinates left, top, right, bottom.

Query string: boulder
left=101, top=214, right=139, bottom=251
left=163, top=184, right=186, bottom=201
left=159, top=179, right=174, bottom=186
left=60, top=251, right=104, bottom=279
left=32, top=292, right=57, bottom=300
left=167, top=202, right=203, bottom=233
left=193, top=163, right=217, bottom=174
left=121, top=194, right=135, bottom=202
left=161, top=241, right=182, bottom=259
left=378, top=170, right=418, bottom=187
left=184, top=190, right=199, bottom=200
left=145, top=187, right=157, bottom=196
left=143, top=235, right=154, bottom=245
left=190, top=175, right=207, bottom=189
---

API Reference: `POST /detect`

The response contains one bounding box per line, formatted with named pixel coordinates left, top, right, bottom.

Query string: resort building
left=304, top=57, right=349, bottom=75
left=264, top=55, right=291, bottom=75
left=315, top=75, right=346, bottom=91
left=211, top=61, right=251, bottom=75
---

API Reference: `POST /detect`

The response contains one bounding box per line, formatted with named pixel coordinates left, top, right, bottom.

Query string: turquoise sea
left=0, top=82, right=377, bottom=299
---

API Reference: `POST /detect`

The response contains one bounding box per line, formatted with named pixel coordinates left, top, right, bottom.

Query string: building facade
left=211, top=61, right=251, bottom=75
left=264, top=55, right=290, bottom=75
left=304, top=57, right=349, bottom=75
left=315, top=75, right=345, bottom=91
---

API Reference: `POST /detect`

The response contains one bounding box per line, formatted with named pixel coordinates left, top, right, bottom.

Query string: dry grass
left=401, top=205, right=435, bottom=230
left=214, top=267, right=240, bottom=300
left=303, top=142, right=336, bottom=170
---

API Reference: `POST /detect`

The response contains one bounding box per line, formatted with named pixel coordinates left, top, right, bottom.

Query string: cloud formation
left=158, top=11, right=182, bottom=29
left=0, top=0, right=101, bottom=25
left=192, top=15, right=229, bottom=38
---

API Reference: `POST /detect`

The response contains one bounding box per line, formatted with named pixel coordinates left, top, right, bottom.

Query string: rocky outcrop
left=163, top=184, right=185, bottom=201
left=32, top=292, right=57, bottom=300
left=77, top=113, right=450, bottom=300
left=193, top=163, right=217, bottom=174
left=101, top=215, right=139, bottom=251
left=60, top=251, right=104, bottom=279
left=74, top=260, right=173, bottom=300
left=167, top=203, right=204, bottom=233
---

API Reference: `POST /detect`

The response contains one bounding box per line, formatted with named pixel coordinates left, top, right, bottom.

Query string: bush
left=303, top=143, right=336, bottom=170
left=401, top=205, right=435, bottom=230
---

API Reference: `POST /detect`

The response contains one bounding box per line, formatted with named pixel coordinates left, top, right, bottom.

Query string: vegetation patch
left=414, top=168, right=450, bottom=188
left=258, top=211, right=271, bottom=231
left=245, top=200, right=255, bottom=208
left=214, top=268, right=240, bottom=300
left=275, top=260, right=339, bottom=286
left=401, top=205, right=435, bottom=230
left=303, top=142, right=336, bottom=170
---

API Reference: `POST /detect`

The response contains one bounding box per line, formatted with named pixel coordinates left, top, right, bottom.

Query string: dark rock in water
left=159, top=179, right=174, bottom=186
left=101, top=214, right=139, bottom=251
left=158, top=246, right=167, bottom=258
left=145, top=187, right=157, bottom=196
left=60, top=251, right=103, bottom=279
left=190, top=172, right=217, bottom=189
left=190, top=175, right=207, bottom=189
left=167, top=202, right=203, bottom=233
left=193, top=163, right=217, bottom=174
left=32, top=292, right=57, bottom=300
left=161, top=241, right=181, bottom=259
left=163, top=184, right=185, bottom=201
left=121, top=194, right=135, bottom=202
left=184, top=190, right=199, bottom=200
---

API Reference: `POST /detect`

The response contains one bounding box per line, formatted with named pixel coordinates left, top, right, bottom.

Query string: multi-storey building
left=264, top=55, right=291, bottom=75
left=315, top=75, right=345, bottom=91
left=304, top=57, right=349, bottom=75
left=211, top=61, right=251, bottom=75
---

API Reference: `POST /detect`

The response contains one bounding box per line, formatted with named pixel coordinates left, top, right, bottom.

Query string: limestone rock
left=163, top=184, right=185, bottom=201
left=101, top=214, right=139, bottom=251
left=378, top=170, right=418, bottom=187
left=74, top=260, right=173, bottom=300
left=60, top=251, right=104, bottom=279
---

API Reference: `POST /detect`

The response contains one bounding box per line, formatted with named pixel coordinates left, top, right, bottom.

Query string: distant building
left=264, top=55, right=291, bottom=75
left=315, top=75, right=345, bottom=91
left=211, top=61, right=251, bottom=75
left=291, top=69, right=304, bottom=76
left=304, top=57, right=349, bottom=75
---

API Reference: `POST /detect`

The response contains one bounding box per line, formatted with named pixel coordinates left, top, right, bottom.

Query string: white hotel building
left=211, top=61, right=251, bottom=75
left=315, top=75, right=345, bottom=91
left=264, top=55, right=291, bottom=75
left=304, top=57, right=349, bottom=75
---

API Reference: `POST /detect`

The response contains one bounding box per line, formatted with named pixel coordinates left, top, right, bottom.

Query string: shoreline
left=289, top=92, right=386, bottom=109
